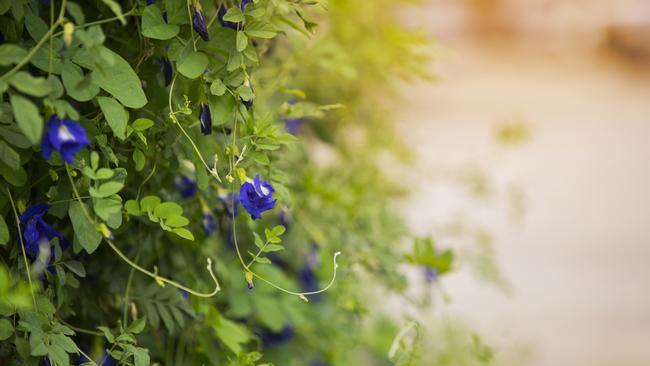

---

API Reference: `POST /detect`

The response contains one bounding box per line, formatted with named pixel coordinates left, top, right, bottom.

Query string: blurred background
left=395, top=1, right=650, bottom=365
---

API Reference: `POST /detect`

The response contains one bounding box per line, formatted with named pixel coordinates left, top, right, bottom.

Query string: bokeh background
left=395, top=1, right=650, bottom=365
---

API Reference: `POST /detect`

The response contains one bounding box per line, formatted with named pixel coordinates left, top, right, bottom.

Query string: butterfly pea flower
left=202, top=211, right=218, bottom=236
left=199, top=103, right=212, bottom=135
left=217, top=5, right=239, bottom=29
left=175, top=175, right=197, bottom=198
left=19, top=204, right=69, bottom=261
left=284, top=118, right=303, bottom=135
left=260, top=325, right=294, bottom=348
left=42, top=115, right=89, bottom=164
left=240, top=175, right=276, bottom=220
left=153, top=57, right=173, bottom=86
left=423, top=266, right=438, bottom=283
left=146, top=0, right=155, bottom=4
left=192, top=3, right=210, bottom=41
left=241, top=79, right=255, bottom=109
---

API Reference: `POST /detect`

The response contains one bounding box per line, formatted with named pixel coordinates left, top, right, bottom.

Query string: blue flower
left=19, top=204, right=69, bottom=260
left=217, top=5, right=239, bottom=29
left=175, top=176, right=197, bottom=198
left=423, top=266, right=438, bottom=283
left=219, top=192, right=240, bottom=219
left=192, top=6, right=209, bottom=41
left=199, top=103, right=212, bottom=135
left=0, top=32, right=5, bottom=44
left=154, top=57, right=172, bottom=86
left=146, top=0, right=155, bottom=4
left=42, top=116, right=89, bottom=164
left=260, top=325, right=294, bottom=348
left=202, top=211, right=218, bottom=236
left=240, top=175, right=276, bottom=220
left=241, top=79, right=255, bottom=109
left=284, top=118, right=303, bottom=134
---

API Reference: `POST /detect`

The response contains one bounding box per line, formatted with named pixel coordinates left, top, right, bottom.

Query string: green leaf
left=127, top=317, right=146, bottom=334
left=73, top=46, right=147, bottom=108
left=10, top=95, right=43, bottom=145
left=262, top=244, right=284, bottom=253
left=133, top=149, right=145, bottom=171
left=140, top=196, right=160, bottom=212
left=93, top=196, right=122, bottom=221
left=0, top=162, right=27, bottom=186
left=270, top=225, right=286, bottom=237
left=66, top=2, right=85, bottom=25
left=177, top=52, right=208, bottom=79
left=172, top=228, right=194, bottom=241
left=0, top=139, right=20, bottom=170
left=63, top=261, right=86, bottom=277
left=8, top=71, right=51, bottom=97
left=0, top=319, right=14, bottom=340
left=153, top=202, right=183, bottom=219
left=223, top=7, right=244, bottom=23
left=165, top=215, right=189, bottom=227
left=132, top=118, right=154, bottom=131
left=208, top=93, right=235, bottom=127
left=91, top=181, right=124, bottom=198
left=209, top=79, right=226, bottom=96
left=253, top=232, right=264, bottom=248
left=236, top=31, right=248, bottom=52
left=61, top=60, right=100, bottom=102
left=141, top=5, right=179, bottom=40
left=244, top=21, right=277, bottom=39
left=251, top=255, right=271, bottom=264
left=97, top=96, right=128, bottom=139
left=0, top=45, right=27, bottom=66
left=95, top=168, right=114, bottom=179
left=24, top=13, right=48, bottom=41
left=69, top=201, right=102, bottom=254
left=124, top=200, right=141, bottom=216
left=0, top=215, right=8, bottom=245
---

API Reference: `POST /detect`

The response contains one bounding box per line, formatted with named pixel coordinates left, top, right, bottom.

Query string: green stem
left=122, top=252, right=139, bottom=326
left=5, top=188, right=37, bottom=309
left=0, top=0, right=67, bottom=82
left=51, top=7, right=138, bottom=38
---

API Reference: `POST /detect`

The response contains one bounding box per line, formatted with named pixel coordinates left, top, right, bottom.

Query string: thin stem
left=6, top=188, right=37, bottom=309
left=122, top=252, right=139, bottom=326
left=77, top=347, right=99, bottom=366
left=48, top=0, right=54, bottom=76
left=136, top=163, right=157, bottom=201
left=58, top=318, right=104, bottom=337
left=0, top=0, right=67, bottom=82
left=52, top=7, right=138, bottom=38
left=64, top=164, right=221, bottom=298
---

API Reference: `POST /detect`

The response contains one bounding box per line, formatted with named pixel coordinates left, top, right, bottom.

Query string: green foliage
left=0, top=0, right=500, bottom=365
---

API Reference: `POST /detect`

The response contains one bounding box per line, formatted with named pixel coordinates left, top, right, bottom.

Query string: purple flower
left=175, top=176, right=197, bottom=198
left=284, top=118, right=303, bottom=134
left=241, top=79, right=255, bottom=109
left=19, top=204, right=69, bottom=260
left=424, top=266, right=438, bottom=283
left=202, top=212, right=218, bottom=236
left=146, top=0, right=155, bottom=4
left=260, top=325, right=294, bottom=348
left=42, top=115, right=89, bottom=164
left=192, top=7, right=209, bottom=41
left=154, top=57, right=172, bottom=86
left=239, top=175, right=276, bottom=220
left=240, top=0, right=252, bottom=10
left=217, top=5, right=239, bottom=29
left=199, top=103, right=212, bottom=135
left=220, top=192, right=240, bottom=219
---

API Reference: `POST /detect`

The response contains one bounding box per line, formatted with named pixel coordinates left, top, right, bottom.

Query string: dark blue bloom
left=284, top=118, right=303, bottom=134
left=178, top=289, right=189, bottom=299
left=241, top=79, right=254, bottom=109
left=154, top=57, right=172, bottom=86
left=41, top=116, right=89, bottom=164
left=424, top=266, right=438, bottom=283
left=219, top=192, right=240, bottom=219
left=260, top=325, right=294, bottom=348
left=192, top=7, right=210, bottom=41
left=278, top=209, right=292, bottom=230
left=19, top=204, right=69, bottom=261
left=146, top=0, right=155, bottom=4
left=0, top=32, right=5, bottom=44
left=202, top=212, right=218, bottom=236
left=239, top=175, right=276, bottom=220
left=199, top=103, right=212, bottom=135
left=217, top=5, right=239, bottom=29
left=240, top=0, right=252, bottom=10
left=299, top=266, right=322, bottom=301
left=175, top=176, right=197, bottom=198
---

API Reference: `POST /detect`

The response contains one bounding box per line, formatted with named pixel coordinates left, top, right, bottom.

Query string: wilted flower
left=199, top=103, right=212, bottom=135
left=175, top=176, right=197, bottom=198
left=240, top=175, right=276, bottom=220
left=202, top=211, right=218, bottom=236
left=19, top=204, right=69, bottom=261
left=192, top=4, right=210, bottom=41
left=153, top=57, right=172, bottom=86
left=41, top=115, right=90, bottom=164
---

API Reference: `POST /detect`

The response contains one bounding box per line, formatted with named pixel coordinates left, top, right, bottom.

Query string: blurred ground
left=396, top=1, right=650, bottom=365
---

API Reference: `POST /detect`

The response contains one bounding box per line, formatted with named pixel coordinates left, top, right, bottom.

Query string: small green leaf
left=95, top=168, right=114, bottom=179
left=124, top=200, right=141, bottom=216
left=0, top=140, right=20, bottom=170
left=253, top=256, right=271, bottom=264
left=270, top=225, right=286, bottom=237
left=141, top=5, right=179, bottom=40
left=0, top=319, right=14, bottom=340
left=127, top=317, right=146, bottom=334
left=10, top=95, right=43, bottom=145
left=133, top=149, right=145, bottom=171
left=244, top=21, right=277, bottom=39
left=262, top=244, right=284, bottom=253
left=61, top=60, right=99, bottom=102
left=140, top=196, right=160, bottom=212
left=0, top=215, right=9, bottom=245
left=91, top=181, right=124, bottom=198
left=0, top=45, right=27, bottom=66
left=66, top=2, right=85, bottom=25
left=63, top=261, right=86, bottom=277
left=132, top=118, right=154, bottom=131
left=165, top=215, right=189, bottom=227
left=7, top=71, right=51, bottom=97
left=101, top=0, right=126, bottom=25
left=93, top=196, right=122, bottom=221
left=210, top=79, right=226, bottom=96
left=97, top=96, right=129, bottom=139
left=223, top=7, right=244, bottom=22
left=177, top=52, right=208, bottom=79
left=153, top=202, right=183, bottom=219
left=236, top=31, right=248, bottom=52
left=172, top=228, right=194, bottom=241
left=69, top=201, right=102, bottom=254
left=253, top=233, right=264, bottom=248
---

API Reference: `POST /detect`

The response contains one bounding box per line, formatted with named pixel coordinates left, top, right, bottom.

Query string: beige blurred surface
left=397, top=1, right=650, bottom=365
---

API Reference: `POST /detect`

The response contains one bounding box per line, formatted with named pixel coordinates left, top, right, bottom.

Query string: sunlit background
left=395, top=1, right=650, bottom=365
